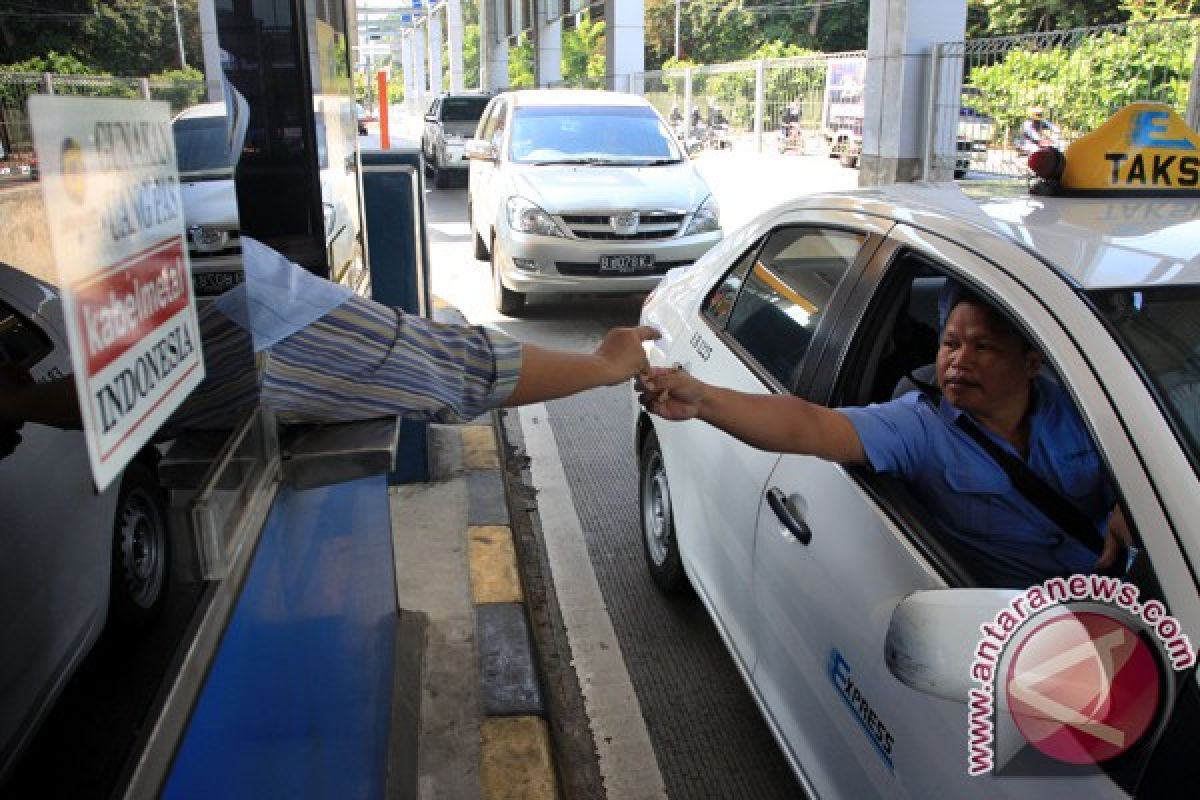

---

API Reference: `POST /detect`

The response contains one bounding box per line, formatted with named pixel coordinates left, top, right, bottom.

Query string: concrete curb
left=463, top=418, right=560, bottom=800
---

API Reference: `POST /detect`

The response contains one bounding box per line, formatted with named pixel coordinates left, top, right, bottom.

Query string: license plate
left=599, top=254, right=656, bottom=273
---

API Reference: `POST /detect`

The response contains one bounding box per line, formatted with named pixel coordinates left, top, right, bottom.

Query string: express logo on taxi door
left=829, top=649, right=895, bottom=771
left=1061, top=103, right=1200, bottom=191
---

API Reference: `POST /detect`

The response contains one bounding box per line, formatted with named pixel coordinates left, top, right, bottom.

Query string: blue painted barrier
left=162, top=476, right=396, bottom=800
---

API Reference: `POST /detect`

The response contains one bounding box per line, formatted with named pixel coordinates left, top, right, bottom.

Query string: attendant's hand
left=594, top=325, right=660, bottom=384
left=637, top=366, right=706, bottom=421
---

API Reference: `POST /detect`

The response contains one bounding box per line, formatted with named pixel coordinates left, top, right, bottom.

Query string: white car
left=465, top=89, right=722, bottom=315
left=635, top=173, right=1199, bottom=796
left=0, top=266, right=170, bottom=782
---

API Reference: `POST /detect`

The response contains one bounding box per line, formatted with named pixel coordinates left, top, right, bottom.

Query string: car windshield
left=172, top=115, right=233, bottom=174
left=441, top=96, right=490, bottom=122
left=509, top=105, right=681, bottom=165
left=1090, top=286, right=1200, bottom=470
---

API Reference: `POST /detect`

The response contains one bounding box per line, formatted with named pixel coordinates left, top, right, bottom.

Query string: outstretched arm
left=0, top=365, right=82, bottom=430
left=638, top=366, right=867, bottom=465
left=502, top=325, right=659, bottom=407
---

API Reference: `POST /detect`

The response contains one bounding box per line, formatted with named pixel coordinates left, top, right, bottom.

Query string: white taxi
left=635, top=103, right=1199, bottom=798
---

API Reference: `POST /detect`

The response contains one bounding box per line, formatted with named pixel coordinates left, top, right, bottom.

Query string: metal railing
left=0, top=72, right=205, bottom=167
left=929, top=17, right=1200, bottom=179
left=554, top=51, right=867, bottom=155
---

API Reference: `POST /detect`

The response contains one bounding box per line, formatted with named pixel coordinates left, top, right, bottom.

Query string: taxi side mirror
left=884, top=588, right=1023, bottom=703
left=464, top=139, right=497, bottom=162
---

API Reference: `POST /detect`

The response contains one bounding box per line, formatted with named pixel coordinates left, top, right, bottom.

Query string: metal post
left=1188, top=27, right=1200, bottom=130
left=674, top=0, right=680, bottom=59
left=683, top=66, right=692, bottom=139
left=754, top=59, right=765, bottom=153
left=139, top=77, right=152, bottom=100
left=172, top=0, right=188, bottom=68
left=922, top=43, right=940, bottom=182
left=41, top=72, right=54, bottom=95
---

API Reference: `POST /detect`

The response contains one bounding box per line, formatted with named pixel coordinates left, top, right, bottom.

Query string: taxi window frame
left=698, top=224, right=884, bottom=396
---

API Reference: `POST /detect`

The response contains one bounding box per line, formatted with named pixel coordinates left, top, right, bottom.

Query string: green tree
left=561, top=10, right=606, bottom=86
left=509, top=32, right=535, bottom=88
left=0, top=0, right=202, bottom=76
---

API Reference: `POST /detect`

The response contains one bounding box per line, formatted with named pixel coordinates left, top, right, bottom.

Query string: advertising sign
left=29, top=96, right=204, bottom=491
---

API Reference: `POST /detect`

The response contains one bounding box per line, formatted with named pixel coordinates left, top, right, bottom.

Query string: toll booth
left=0, top=1, right=421, bottom=797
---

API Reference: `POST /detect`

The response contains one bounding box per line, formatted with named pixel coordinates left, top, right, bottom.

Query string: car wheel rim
left=117, top=488, right=165, bottom=609
left=641, top=449, right=671, bottom=566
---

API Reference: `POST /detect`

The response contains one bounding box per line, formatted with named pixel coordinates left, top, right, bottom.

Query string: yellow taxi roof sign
left=1060, top=102, right=1200, bottom=193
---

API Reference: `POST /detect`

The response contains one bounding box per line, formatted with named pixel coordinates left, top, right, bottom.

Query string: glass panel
left=725, top=227, right=865, bottom=387
left=509, top=105, right=683, bottom=163
left=1090, top=286, right=1200, bottom=475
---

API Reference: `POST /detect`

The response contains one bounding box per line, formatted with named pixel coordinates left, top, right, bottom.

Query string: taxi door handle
left=766, top=487, right=812, bottom=545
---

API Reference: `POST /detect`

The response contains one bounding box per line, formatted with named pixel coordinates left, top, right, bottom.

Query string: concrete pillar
left=859, top=0, right=967, bottom=186
left=536, top=6, right=562, bottom=87
left=401, top=34, right=414, bottom=111
left=604, top=0, right=644, bottom=91
left=447, top=0, right=465, bottom=91
left=429, top=11, right=444, bottom=94
left=412, top=24, right=427, bottom=108
left=198, top=0, right=223, bottom=101
left=480, top=0, right=508, bottom=91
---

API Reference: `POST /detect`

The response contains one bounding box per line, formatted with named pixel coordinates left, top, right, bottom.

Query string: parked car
left=421, top=91, right=492, bottom=188
left=465, top=89, right=722, bottom=315
left=0, top=265, right=170, bottom=784
left=634, top=173, right=1199, bottom=797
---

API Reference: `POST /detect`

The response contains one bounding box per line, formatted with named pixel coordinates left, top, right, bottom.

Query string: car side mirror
left=464, top=139, right=497, bottom=162
left=885, top=588, right=1023, bottom=703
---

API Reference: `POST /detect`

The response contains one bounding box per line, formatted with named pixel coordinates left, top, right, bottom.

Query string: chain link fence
left=930, top=16, right=1200, bottom=179
left=0, top=72, right=205, bottom=175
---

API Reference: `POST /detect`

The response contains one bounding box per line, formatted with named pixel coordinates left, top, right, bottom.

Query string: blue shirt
left=840, top=377, right=1115, bottom=587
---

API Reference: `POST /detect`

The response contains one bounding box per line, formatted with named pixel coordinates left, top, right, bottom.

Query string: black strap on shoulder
left=954, top=415, right=1106, bottom=556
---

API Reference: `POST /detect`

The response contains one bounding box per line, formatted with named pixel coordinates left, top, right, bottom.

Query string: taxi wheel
left=639, top=430, right=686, bottom=593
left=108, top=460, right=170, bottom=636
left=434, top=161, right=449, bottom=188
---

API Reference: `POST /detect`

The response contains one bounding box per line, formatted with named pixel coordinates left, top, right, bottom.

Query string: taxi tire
left=469, top=202, right=489, bottom=261
left=434, top=161, right=450, bottom=188
left=108, top=460, right=170, bottom=637
left=639, top=430, right=687, bottom=593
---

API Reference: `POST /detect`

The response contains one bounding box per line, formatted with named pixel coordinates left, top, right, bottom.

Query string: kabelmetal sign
left=29, top=96, right=204, bottom=491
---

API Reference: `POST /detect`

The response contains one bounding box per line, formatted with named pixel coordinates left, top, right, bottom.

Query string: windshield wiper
left=527, top=157, right=609, bottom=166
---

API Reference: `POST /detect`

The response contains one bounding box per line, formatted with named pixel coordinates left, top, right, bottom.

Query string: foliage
left=643, top=0, right=867, bottom=71
left=463, top=24, right=481, bottom=89
left=966, top=16, right=1198, bottom=139
left=149, top=65, right=206, bottom=111
left=561, top=10, right=606, bottom=85
left=509, top=32, right=535, bottom=88
left=968, top=0, right=1128, bottom=35
left=0, top=0, right=201, bottom=76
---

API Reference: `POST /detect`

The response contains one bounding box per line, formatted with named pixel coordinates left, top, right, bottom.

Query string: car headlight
left=189, top=225, right=230, bottom=252
left=506, top=196, right=566, bottom=238
left=685, top=195, right=720, bottom=235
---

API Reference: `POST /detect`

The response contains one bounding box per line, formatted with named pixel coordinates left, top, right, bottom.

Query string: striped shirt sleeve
left=261, top=295, right=523, bottom=424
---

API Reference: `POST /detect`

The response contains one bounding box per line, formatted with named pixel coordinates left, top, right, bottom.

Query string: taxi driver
left=638, top=285, right=1132, bottom=588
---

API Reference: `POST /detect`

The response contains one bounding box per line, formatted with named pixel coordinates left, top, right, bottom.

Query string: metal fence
left=929, top=16, right=1200, bottom=179
left=556, top=51, right=867, bottom=156
left=0, top=72, right=206, bottom=171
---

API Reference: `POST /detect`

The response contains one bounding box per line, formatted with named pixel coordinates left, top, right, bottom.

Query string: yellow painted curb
left=480, top=716, right=559, bottom=800
left=462, top=425, right=500, bottom=470
left=470, top=525, right=523, bottom=604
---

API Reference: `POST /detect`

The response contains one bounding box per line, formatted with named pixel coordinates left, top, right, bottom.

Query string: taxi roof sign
left=1053, top=102, right=1200, bottom=194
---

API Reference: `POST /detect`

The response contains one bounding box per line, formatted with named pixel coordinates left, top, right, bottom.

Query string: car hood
left=179, top=176, right=239, bottom=228
left=440, top=120, right=478, bottom=138
left=510, top=163, right=710, bottom=213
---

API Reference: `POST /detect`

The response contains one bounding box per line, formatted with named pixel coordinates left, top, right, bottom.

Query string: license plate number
left=600, top=254, right=655, bottom=273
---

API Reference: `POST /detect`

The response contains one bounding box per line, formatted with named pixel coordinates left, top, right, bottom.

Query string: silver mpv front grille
left=558, top=211, right=686, bottom=241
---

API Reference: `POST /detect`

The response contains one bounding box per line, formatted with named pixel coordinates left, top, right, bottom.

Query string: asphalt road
left=419, top=146, right=857, bottom=798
